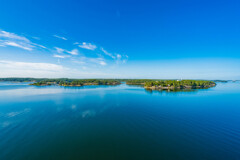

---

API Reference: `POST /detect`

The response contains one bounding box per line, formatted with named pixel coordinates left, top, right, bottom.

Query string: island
left=126, top=79, right=216, bottom=90
left=0, top=78, right=44, bottom=82
left=30, top=79, right=121, bottom=86
left=0, top=78, right=216, bottom=90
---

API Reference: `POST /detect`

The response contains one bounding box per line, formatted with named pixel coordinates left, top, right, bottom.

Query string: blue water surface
left=0, top=82, right=240, bottom=160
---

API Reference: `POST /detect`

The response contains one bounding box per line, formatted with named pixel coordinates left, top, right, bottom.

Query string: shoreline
left=144, top=83, right=216, bottom=90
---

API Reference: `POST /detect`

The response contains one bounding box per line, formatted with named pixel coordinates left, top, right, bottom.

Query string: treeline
left=126, top=79, right=154, bottom=85
left=32, top=78, right=71, bottom=86
left=30, top=79, right=121, bottom=86
left=124, top=79, right=216, bottom=89
left=144, top=80, right=216, bottom=89
left=59, top=79, right=121, bottom=86
left=0, top=78, right=43, bottom=82
left=0, top=78, right=121, bottom=86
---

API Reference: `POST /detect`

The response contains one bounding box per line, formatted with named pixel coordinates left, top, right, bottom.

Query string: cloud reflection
left=81, top=110, right=96, bottom=118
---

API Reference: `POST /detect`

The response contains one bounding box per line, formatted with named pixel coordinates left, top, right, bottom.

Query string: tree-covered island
left=30, top=79, right=121, bottom=86
left=126, top=79, right=216, bottom=90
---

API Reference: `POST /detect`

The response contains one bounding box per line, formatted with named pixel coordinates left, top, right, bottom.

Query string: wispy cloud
left=0, top=30, right=45, bottom=51
left=0, top=30, right=30, bottom=42
left=73, top=57, right=107, bottom=66
left=87, top=57, right=107, bottom=66
left=100, top=47, right=128, bottom=64
left=116, top=54, right=128, bottom=64
left=101, top=47, right=115, bottom=59
left=67, top=49, right=78, bottom=55
left=53, top=54, right=68, bottom=58
left=54, top=47, right=64, bottom=53
left=78, top=42, right=97, bottom=50
left=0, top=30, right=127, bottom=74
left=54, top=47, right=79, bottom=56
left=33, top=43, right=46, bottom=49
left=53, top=35, right=67, bottom=40
left=1, top=41, right=33, bottom=51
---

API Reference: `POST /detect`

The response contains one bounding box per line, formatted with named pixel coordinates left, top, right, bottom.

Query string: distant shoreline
left=0, top=78, right=218, bottom=90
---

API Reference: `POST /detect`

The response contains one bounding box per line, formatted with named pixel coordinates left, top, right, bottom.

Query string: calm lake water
left=0, top=82, right=240, bottom=160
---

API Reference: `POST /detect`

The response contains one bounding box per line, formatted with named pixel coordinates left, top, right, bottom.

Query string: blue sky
left=0, top=0, right=240, bottom=79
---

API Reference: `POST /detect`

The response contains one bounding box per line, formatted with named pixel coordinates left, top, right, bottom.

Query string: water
left=0, top=82, right=240, bottom=160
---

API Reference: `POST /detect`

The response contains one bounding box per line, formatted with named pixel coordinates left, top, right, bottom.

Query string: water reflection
left=0, top=108, right=31, bottom=128
left=0, top=83, right=123, bottom=98
left=125, top=83, right=217, bottom=94
left=143, top=86, right=219, bottom=95
left=81, top=109, right=96, bottom=118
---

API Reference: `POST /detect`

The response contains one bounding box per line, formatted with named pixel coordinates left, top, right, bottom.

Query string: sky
left=0, top=0, right=240, bottom=79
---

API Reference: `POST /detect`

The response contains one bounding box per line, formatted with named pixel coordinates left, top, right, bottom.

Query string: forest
left=125, top=79, right=216, bottom=89
left=30, top=79, right=121, bottom=86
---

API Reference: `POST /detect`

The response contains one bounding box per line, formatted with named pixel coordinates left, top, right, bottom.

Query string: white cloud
left=67, top=49, right=79, bottom=55
left=32, top=43, right=46, bottom=49
left=0, top=30, right=45, bottom=51
left=0, top=30, right=127, bottom=74
left=54, top=47, right=64, bottom=53
left=99, top=61, right=107, bottom=66
left=53, top=35, right=67, bottom=40
left=73, top=57, right=107, bottom=66
left=117, top=54, right=122, bottom=59
left=54, top=47, right=78, bottom=56
left=53, top=54, right=67, bottom=58
left=100, top=47, right=128, bottom=64
left=115, top=54, right=128, bottom=64
left=88, top=57, right=107, bottom=66
left=101, top=47, right=115, bottom=59
left=1, top=41, right=33, bottom=51
left=0, top=30, right=29, bottom=42
left=78, top=42, right=97, bottom=50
